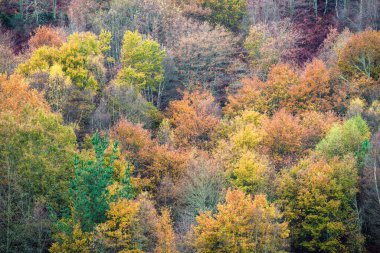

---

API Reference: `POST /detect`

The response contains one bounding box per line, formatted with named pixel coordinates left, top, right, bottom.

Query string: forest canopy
left=1, top=0, right=380, bottom=252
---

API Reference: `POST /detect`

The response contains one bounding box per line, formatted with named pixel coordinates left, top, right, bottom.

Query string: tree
left=95, top=198, right=143, bottom=252
left=18, top=31, right=110, bottom=91
left=192, top=189, right=289, bottom=253
left=213, top=110, right=267, bottom=191
left=0, top=37, right=19, bottom=74
left=346, top=97, right=380, bottom=132
left=224, top=77, right=264, bottom=117
left=225, top=63, right=299, bottom=116
left=317, top=28, right=353, bottom=68
left=93, top=0, right=175, bottom=58
left=95, top=194, right=178, bottom=253
left=50, top=131, right=135, bottom=251
left=244, top=19, right=300, bottom=78
left=28, top=26, right=65, bottom=50
left=94, top=84, right=162, bottom=130
left=69, top=132, right=134, bottom=232
left=169, top=22, right=244, bottom=99
left=263, top=63, right=299, bottom=114
left=289, top=59, right=333, bottom=112
left=229, top=150, right=273, bottom=196
left=316, top=116, right=370, bottom=163
left=259, top=109, right=337, bottom=169
left=68, top=0, right=111, bottom=31
left=261, top=109, right=306, bottom=169
left=360, top=131, right=380, bottom=252
left=154, top=208, right=178, bottom=253
left=0, top=74, right=48, bottom=113
left=0, top=74, right=77, bottom=252
left=167, top=90, right=221, bottom=150
left=44, top=64, right=72, bottom=113
left=276, top=156, right=364, bottom=252
left=110, top=119, right=189, bottom=191
left=116, top=30, right=166, bottom=103
left=338, top=30, right=380, bottom=81
left=17, top=31, right=111, bottom=136
left=196, top=0, right=247, bottom=31
left=219, top=105, right=338, bottom=176
left=49, top=222, right=93, bottom=253
left=336, top=30, right=380, bottom=105
left=171, top=152, right=225, bottom=233
left=0, top=0, right=69, bottom=44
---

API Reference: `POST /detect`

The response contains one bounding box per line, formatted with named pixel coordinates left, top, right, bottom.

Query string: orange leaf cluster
left=226, top=60, right=335, bottom=116
left=29, top=26, right=65, bottom=50
left=111, top=119, right=189, bottom=191
left=261, top=109, right=338, bottom=169
left=167, top=90, right=220, bottom=149
left=0, top=74, right=49, bottom=115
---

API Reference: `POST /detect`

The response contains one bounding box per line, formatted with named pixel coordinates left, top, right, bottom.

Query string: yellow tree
left=50, top=223, right=93, bottom=253
left=95, top=196, right=178, bottom=253
left=229, top=151, right=272, bottom=195
left=276, top=156, right=364, bottom=252
left=0, top=74, right=48, bottom=114
left=192, top=189, right=289, bottom=253
left=214, top=110, right=275, bottom=196
left=337, top=30, right=380, bottom=104
left=263, top=63, right=299, bottom=114
left=154, top=208, right=178, bottom=253
left=95, top=199, right=143, bottom=253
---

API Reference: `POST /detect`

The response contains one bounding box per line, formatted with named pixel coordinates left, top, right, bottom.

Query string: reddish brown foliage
left=29, top=26, right=65, bottom=50
left=289, top=59, right=333, bottom=112
left=261, top=109, right=338, bottom=169
left=110, top=119, right=189, bottom=191
left=291, top=4, right=337, bottom=63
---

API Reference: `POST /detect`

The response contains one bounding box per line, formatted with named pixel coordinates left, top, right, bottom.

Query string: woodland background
left=1, top=0, right=380, bottom=252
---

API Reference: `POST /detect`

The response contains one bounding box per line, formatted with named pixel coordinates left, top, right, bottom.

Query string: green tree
left=17, top=31, right=110, bottom=91
left=70, top=132, right=134, bottom=232
left=197, top=0, right=247, bottom=31
left=17, top=31, right=111, bottom=134
left=116, top=30, right=165, bottom=102
left=276, top=156, right=364, bottom=252
left=316, top=116, right=370, bottom=166
left=0, top=74, right=77, bottom=252
left=50, top=132, right=135, bottom=251
left=229, top=150, right=273, bottom=196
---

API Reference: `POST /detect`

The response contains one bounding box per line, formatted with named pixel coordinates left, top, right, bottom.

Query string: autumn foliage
left=1, top=1, right=380, bottom=253
left=29, top=26, right=65, bottom=50
left=111, top=119, right=189, bottom=191
left=0, top=74, right=49, bottom=114
left=167, top=90, right=220, bottom=149
left=193, top=189, right=289, bottom=252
